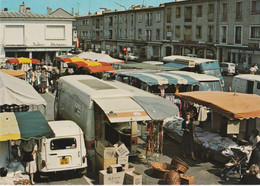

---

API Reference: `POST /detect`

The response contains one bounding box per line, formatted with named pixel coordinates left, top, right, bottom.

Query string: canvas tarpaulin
left=0, top=111, right=55, bottom=141
left=132, top=96, right=179, bottom=120
left=175, top=91, right=260, bottom=120
left=0, top=72, right=46, bottom=106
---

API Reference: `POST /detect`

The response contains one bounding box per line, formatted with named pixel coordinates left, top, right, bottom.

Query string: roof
left=0, top=11, right=75, bottom=20
left=233, top=74, right=260, bottom=81
left=59, top=75, right=131, bottom=99
left=48, top=121, right=83, bottom=137
left=115, top=70, right=218, bottom=86
left=0, top=111, right=55, bottom=141
left=118, top=63, right=177, bottom=71
left=163, top=55, right=216, bottom=64
left=59, top=75, right=179, bottom=121
left=175, top=91, right=260, bottom=120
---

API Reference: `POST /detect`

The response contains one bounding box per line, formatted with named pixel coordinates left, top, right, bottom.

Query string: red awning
left=175, top=91, right=260, bottom=120
left=87, top=66, right=116, bottom=73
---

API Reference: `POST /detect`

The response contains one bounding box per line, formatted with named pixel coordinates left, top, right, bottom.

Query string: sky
left=0, top=0, right=173, bottom=16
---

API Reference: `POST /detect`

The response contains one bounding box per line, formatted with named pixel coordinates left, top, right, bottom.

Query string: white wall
left=0, top=20, right=73, bottom=56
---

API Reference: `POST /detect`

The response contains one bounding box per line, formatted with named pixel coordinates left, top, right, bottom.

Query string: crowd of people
left=26, top=61, right=60, bottom=94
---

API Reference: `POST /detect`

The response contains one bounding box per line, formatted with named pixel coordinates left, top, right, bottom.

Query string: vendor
left=249, top=129, right=260, bottom=147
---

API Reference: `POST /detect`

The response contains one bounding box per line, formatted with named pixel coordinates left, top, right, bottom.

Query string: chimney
left=72, top=8, right=74, bottom=16
left=4, top=8, right=8, bottom=11
left=20, top=2, right=25, bottom=13
left=47, top=7, right=52, bottom=15
left=26, top=7, right=31, bottom=14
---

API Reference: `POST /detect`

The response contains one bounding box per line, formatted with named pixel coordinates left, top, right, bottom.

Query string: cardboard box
left=117, top=155, right=129, bottom=165
left=96, top=152, right=116, bottom=171
left=114, top=141, right=130, bottom=156
left=99, top=169, right=125, bottom=185
left=108, top=164, right=123, bottom=173
left=180, top=173, right=194, bottom=185
left=124, top=171, right=142, bottom=185
left=122, top=164, right=135, bottom=173
left=96, top=140, right=116, bottom=159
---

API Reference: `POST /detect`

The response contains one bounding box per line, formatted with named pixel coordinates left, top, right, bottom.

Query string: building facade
left=75, top=0, right=260, bottom=70
left=0, top=2, right=75, bottom=62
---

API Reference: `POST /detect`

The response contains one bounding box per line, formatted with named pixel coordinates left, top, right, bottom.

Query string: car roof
left=48, top=121, right=83, bottom=137
left=234, top=74, right=260, bottom=81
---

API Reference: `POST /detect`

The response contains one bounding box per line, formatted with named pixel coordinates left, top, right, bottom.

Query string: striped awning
left=7, top=58, right=40, bottom=64
left=117, top=71, right=199, bottom=86
left=58, top=57, right=102, bottom=67
left=0, top=111, right=54, bottom=141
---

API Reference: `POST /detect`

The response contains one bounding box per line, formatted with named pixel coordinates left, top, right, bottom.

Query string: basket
left=171, top=156, right=189, bottom=173
left=151, top=162, right=171, bottom=180
left=165, top=170, right=181, bottom=185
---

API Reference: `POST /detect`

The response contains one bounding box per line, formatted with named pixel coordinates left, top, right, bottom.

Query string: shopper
left=20, top=139, right=38, bottom=185
left=181, top=112, right=197, bottom=160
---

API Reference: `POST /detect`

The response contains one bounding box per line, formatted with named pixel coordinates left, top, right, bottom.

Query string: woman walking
left=181, top=112, right=197, bottom=160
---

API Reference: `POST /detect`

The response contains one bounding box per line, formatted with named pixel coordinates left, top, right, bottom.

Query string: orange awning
left=7, top=58, right=40, bottom=64
left=58, top=57, right=102, bottom=67
left=0, top=69, right=26, bottom=79
left=175, top=91, right=260, bottom=120
left=87, top=66, right=115, bottom=73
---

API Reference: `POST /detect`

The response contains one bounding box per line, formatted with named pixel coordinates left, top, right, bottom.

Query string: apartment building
left=75, top=0, right=260, bottom=69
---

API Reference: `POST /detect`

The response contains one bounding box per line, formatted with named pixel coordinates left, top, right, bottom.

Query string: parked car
left=220, top=62, right=236, bottom=76
left=124, top=53, right=139, bottom=61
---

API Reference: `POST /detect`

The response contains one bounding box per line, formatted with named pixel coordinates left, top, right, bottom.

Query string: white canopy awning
left=0, top=72, right=47, bottom=106
left=93, top=97, right=151, bottom=123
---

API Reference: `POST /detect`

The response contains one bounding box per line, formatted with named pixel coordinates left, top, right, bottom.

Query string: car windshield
left=199, top=81, right=222, bottom=91
left=203, top=69, right=222, bottom=78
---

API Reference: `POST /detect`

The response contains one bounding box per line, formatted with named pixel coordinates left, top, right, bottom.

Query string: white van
left=220, top=62, right=236, bottom=75
left=37, top=121, right=87, bottom=174
left=232, top=74, right=260, bottom=95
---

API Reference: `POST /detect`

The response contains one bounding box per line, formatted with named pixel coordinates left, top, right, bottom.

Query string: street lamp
left=115, top=1, right=128, bottom=64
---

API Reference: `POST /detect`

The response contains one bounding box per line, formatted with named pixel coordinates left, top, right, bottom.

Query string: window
left=235, top=26, right=242, bottom=44
left=138, top=13, right=143, bottom=23
left=257, top=82, right=260, bottom=89
left=222, top=3, right=227, bottom=20
left=145, top=13, right=152, bottom=26
left=236, top=2, right=242, bottom=19
left=221, top=26, right=227, bottom=43
left=46, top=25, right=65, bottom=39
left=175, top=26, right=180, bottom=38
left=208, top=4, right=214, bottom=14
left=146, top=30, right=152, bottom=41
left=114, top=16, right=117, bottom=24
left=156, top=29, right=160, bottom=40
left=176, top=7, right=181, bottom=18
left=208, top=26, right=214, bottom=42
left=167, top=8, right=172, bottom=23
left=156, top=12, right=161, bottom=22
left=250, top=26, right=260, bottom=39
left=50, top=138, right=77, bottom=150
left=166, top=26, right=172, bottom=39
left=109, top=30, right=113, bottom=39
left=109, top=16, right=113, bottom=26
left=184, top=7, right=192, bottom=22
left=196, top=26, right=202, bottom=39
left=184, top=26, right=192, bottom=41
left=119, top=15, right=122, bottom=23
left=138, top=29, right=142, bottom=39
left=251, top=0, right=260, bottom=13
left=197, top=5, right=202, bottom=17
left=131, top=14, right=134, bottom=26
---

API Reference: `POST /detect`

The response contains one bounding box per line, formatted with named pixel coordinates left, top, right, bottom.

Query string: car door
left=45, top=136, right=82, bottom=170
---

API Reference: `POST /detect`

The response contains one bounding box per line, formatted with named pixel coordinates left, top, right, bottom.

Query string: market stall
left=0, top=69, right=26, bottom=79
left=6, top=58, right=40, bottom=71
left=164, top=91, right=260, bottom=163
left=0, top=71, right=47, bottom=112
left=0, top=111, right=54, bottom=184
left=77, top=51, right=124, bottom=64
